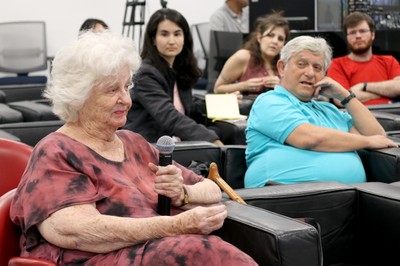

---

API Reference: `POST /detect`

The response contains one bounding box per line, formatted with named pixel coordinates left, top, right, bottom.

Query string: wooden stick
left=207, top=162, right=247, bottom=205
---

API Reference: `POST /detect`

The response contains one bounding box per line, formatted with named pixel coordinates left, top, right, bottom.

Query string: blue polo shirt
left=244, top=85, right=366, bottom=188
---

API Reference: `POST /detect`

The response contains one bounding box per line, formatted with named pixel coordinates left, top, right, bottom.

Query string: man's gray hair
left=280, top=35, right=332, bottom=72
left=44, top=30, right=141, bottom=122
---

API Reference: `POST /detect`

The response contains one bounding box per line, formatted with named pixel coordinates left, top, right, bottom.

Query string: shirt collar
left=224, top=3, right=242, bottom=19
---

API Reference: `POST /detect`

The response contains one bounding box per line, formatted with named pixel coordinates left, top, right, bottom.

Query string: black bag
left=187, top=160, right=210, bottom=177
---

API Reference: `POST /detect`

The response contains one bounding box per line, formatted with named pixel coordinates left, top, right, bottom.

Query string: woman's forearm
left=38, top=204, right=181, bottom=253
left=182, top=179, right=221, bottom=209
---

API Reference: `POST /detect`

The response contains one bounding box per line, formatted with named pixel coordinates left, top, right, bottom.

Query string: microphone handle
left=157, top=153, right=172, bottom=215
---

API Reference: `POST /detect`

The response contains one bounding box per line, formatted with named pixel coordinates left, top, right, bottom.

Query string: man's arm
left=286, top=78, right=397, bottom=152
left=352, top=76, right=400, bottom=99
left=285, top=123, right=395, bottom=152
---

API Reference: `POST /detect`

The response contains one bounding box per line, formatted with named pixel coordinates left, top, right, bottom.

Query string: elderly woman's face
left=78, top=65, right=133, bottom=131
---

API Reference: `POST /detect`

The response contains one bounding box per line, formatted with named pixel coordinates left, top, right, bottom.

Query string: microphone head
left=156, top=135, right=175, bottom=154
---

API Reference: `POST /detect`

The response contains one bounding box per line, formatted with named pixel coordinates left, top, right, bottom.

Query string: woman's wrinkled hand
left=149, top=162, right=184, bottom=206
left=175, top=205, right=228, bottom=235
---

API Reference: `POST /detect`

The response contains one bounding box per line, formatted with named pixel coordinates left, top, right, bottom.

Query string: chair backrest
left=0, top=189, right=57, bottom=266
left=221, top=145, right=247, bottom=189
left=0, top=189, right=20, bottom=265
left=191, top=22, right=210, bottom=83
left=0, top=21, right=47, bottom=75
left=0, top=138, right=33, bottom=196
left=206, top=30, right=245, bottom=92
left=192, top=22, right=210, bottom=59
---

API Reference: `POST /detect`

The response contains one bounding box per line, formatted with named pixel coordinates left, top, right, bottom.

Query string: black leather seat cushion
left=8, top=101, right=58, bottom=121
left=0, top=103, right=23, bottom=123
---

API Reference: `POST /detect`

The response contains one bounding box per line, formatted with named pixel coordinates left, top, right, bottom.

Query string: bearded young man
left=327, top=12, right=400, bottom=106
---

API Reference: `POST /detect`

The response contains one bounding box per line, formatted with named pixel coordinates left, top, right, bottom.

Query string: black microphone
left=155, top=135, right=175, bottom=215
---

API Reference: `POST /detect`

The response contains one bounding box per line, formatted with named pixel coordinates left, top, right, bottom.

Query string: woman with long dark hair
left=125, top=8, right=223, bottom=145
left=214, top=12, right=289, bottom=98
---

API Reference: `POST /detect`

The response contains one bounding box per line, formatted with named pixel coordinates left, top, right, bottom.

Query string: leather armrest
left=0, top=120, right=64, bottom=147
left=221, top=145, right=247, bottom=189
left=371, top=110, right=400, bottom=131
left=0, top=83, right=46, bottom=102
left=0, top=129, right=20, bottom=142
left=229, top=182, right=358, bottom=265
left=358, top=148, right=400, bottom=183
left=352, top=182, right=400, bottom=265
left=215, top=200, right=322, bottom=266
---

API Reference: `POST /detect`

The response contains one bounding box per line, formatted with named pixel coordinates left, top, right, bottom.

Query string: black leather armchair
left=358, top=147, right=400, bottom=183
left=231, top=181, right=400, bottom=266
left=0, top=120, right=64, bottom=146
left=215, top=200, right=322, bottom=266
left=171, top=143, right=400, bottom=265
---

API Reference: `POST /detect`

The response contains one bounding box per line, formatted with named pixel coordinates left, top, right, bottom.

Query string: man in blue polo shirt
left=245, top=35, right=397, bottom=188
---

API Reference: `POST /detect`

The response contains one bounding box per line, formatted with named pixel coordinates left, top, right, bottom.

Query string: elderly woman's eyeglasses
left=347, top=29, right=370, bottom=36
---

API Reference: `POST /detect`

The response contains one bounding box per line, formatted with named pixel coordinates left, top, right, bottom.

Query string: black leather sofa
left=0, top=83, right=46, bottom=103
left=171, top=143, right=400, bottom=266
left=0, top=84, right=61, bottom=146
left=229, top=181, right=400, bottom=266
left=0, top=120, right=64, bottom=147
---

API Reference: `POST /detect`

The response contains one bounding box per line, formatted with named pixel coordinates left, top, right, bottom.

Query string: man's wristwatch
left=340, top=90, right=356, bottom=106
left=180, top=185, right=189, bottom=207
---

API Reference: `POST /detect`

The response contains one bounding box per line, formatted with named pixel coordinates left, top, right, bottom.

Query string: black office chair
left=192, top=22, right=210, bottom=90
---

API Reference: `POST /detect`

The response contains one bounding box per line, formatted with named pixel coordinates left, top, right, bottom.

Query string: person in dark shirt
left=125, top=8, right=223, bottom=145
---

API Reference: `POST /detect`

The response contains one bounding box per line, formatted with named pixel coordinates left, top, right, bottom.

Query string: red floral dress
left=10, top=130, right=257, bottom=265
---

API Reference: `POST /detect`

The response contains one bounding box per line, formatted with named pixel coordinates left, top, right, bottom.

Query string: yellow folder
left=205, top=94, right=247, bottom=121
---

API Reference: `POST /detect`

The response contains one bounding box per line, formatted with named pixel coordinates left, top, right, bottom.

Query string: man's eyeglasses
left=347, top=29, right=371, bottom=36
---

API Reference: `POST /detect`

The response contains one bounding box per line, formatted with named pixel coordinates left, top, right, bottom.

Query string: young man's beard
left=349, top=39, right=373, bottom=55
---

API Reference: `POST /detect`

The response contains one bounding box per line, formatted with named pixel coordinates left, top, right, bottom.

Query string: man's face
left=346, top=21, right=375, bottom=55
left=278, top=50, right=325, bottom=102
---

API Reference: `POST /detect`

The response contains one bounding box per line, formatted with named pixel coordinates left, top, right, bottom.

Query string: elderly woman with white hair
left=10, top=31, right=257, bottom=265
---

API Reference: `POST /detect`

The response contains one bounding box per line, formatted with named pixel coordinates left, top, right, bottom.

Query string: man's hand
left=365, top=135, right=398, bottom=150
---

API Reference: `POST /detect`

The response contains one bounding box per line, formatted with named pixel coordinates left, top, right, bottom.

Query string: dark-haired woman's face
left=258, top=26, right=286, bottom=59
left=154, top=19, right=184, bottom=66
